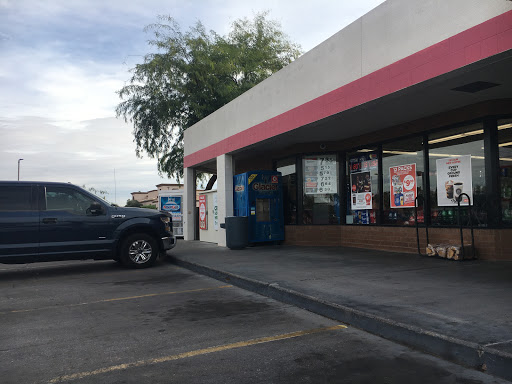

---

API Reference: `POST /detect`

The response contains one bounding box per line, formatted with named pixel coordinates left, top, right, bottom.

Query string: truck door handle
left=42, top=218, right=57, bottom=224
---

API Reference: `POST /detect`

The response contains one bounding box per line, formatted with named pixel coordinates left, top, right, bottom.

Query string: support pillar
left=217, top=154, right=234, bottom=247
left=183, top=167, right=196, bottom=240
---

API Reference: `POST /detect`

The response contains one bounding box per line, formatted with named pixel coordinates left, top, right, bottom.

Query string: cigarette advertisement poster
left=350, top=171, right=372, bottom=210
left=436, top=155, right=472, bottom=206
left=304, top=155, right=337, bottom=195
left=390, top=163, right=417, bottom=208
left=199, top=195, right=207, bottom=230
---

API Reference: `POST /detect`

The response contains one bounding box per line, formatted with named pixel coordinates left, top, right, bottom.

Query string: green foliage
left=141, top=204, right=157, bottom=210
left=116, top=12, right=302, bottom=181
left=125, top=199, right=142, bottom=207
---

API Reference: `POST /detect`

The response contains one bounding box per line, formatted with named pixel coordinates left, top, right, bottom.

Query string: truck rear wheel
left=120, top=233, right=158, bottom=268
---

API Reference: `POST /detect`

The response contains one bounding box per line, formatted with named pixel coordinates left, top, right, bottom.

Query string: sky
left=0, top=0, right=386, bottom=205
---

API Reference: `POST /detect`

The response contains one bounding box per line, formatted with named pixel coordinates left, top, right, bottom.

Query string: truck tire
left=120, top=233, right=159, bottom=268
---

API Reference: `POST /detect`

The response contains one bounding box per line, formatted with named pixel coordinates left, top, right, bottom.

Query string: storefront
left=279, top=114, right=512, bottom=259
left=182, top=0, right=512, bottom=259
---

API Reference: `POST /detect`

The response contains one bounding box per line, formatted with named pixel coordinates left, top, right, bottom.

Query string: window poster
left=349, top=153, right=377, bottom=210
left=390, top=163, right=417, bottom=208
left=350, top=171, right=372, bottom=209
left=304, top=155, right=337, bottom=195
left=436, top=155, right=473, bottom=206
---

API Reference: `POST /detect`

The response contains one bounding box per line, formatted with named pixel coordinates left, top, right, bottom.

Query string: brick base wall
left=284, top=225, right=512, bottom=260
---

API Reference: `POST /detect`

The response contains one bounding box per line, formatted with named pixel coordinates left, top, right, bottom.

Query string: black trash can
left=220, top=216, right=248, bottom=249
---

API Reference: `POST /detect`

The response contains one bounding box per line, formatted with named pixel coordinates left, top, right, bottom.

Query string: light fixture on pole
left=18, top=158, right=24, bottom=181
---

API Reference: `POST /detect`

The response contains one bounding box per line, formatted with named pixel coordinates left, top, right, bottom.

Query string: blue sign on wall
left=160, top=196, right=182, bottom=221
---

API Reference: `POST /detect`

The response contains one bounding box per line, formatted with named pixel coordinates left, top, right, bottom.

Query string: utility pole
left=17, top=158, right=23, bottom=180
left=114, top=168, right=117, bottom=204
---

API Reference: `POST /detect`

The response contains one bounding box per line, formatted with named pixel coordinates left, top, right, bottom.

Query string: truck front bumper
left=161, top=236, right=177, bottom=251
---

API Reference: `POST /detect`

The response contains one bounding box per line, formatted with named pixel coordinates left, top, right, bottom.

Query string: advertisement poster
left=350, top=171, right=372, bottom=209
left=304, top=155, right=337, bottom=195
left=390, top=163, right=417, bottom=208
left=213, top=193, right=218, bottom=230
left=436, top=155, right=473, bottom=206
left=160, top=196, right=182, bottom=221
left=199, top=195, right=207, bottom=230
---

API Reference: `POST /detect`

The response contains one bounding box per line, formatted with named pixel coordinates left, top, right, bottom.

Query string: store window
left=346, top=149, right=379, bottom=225
left=302, top=154, right=339, bottom=224
left=498, top=118, right=512, bottom=225
left=382, top=137, right=424, bottom=225
left=428, top=123, right=486, bottom=227
left=276, top=157, right=297, bottom=225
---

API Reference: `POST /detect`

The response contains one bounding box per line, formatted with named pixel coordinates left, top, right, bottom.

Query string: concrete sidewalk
left=168, top=241, right=512, bottom=381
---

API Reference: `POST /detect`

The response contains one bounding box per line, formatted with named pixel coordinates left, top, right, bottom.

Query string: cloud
left=0, top=116, right=173, bottom=204
left=0, top=0, right=386, bottom=205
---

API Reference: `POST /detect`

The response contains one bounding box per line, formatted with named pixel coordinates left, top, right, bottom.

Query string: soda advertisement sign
left=390, top=163, right=417, bottom=209
left=436, top=155, right=472, bottom=206
left=160, top=196, right=182, bottom=221
left=199, top=195, right=207, bottom=230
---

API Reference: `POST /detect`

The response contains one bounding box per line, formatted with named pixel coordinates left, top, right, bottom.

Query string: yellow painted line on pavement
left=0, top=285, right=233, bottom=315
left=48, top=324, right=347, bottom=383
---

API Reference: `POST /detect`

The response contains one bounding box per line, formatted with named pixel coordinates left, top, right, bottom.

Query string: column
left=183, top=167, right=196, bottom=240
left=217, top=154, right=234, bottom=247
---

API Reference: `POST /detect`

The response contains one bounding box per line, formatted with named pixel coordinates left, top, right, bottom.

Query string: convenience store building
left=182, top=0, right=512, bottom=260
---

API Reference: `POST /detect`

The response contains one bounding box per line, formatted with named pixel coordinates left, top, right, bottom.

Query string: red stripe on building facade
left=184, top=10, right=512, bottom=168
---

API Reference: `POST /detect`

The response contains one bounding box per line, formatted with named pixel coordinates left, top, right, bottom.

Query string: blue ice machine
left=233, top=171, right=284, bottom=243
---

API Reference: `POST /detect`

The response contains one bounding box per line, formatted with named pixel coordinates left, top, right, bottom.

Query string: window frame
left=272, top=114, right=511, bottom=229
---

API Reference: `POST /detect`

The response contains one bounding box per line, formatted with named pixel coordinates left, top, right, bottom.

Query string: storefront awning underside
left=192, top=48, right=512, bottom=174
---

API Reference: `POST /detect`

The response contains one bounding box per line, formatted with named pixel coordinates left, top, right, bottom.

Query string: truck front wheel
left=120, top=233, right=159, bottom=268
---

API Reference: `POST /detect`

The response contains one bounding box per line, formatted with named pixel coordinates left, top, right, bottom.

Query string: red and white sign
left=199, top=195, right=207, bottom=230
left=390, top=163, right=417, bottom=208
left=271, top=175, right=279, bottom=183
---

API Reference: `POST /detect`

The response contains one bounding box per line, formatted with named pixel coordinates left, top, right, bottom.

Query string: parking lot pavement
left=0, top=259, right=508, bottom=383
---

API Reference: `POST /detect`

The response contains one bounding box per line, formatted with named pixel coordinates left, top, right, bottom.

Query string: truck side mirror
left=88, top=202, right=104, bottom=215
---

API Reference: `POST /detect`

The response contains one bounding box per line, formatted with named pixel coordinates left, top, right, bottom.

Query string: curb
left=169, top=256, right=512, bottom=382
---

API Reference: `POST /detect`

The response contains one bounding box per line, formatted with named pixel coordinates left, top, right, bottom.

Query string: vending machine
left=158, top=192, right=184, bottom=237
left=233, top=171, right=284, bottom=243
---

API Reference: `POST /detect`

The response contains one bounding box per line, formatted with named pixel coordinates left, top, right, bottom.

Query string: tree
left=116, top=12, right=302, bottom=181
left=125, top=199, right=142, bottom=207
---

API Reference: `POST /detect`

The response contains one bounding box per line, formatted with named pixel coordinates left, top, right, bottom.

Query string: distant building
left=131, top=183, right=203, bottom=206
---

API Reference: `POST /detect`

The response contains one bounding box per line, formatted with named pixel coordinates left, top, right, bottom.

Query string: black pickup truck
left=0, top=181, right=176, bottom=268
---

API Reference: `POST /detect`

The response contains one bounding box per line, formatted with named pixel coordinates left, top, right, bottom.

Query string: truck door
left=0, top=183, right=39, bottom=260
left=38, top=185, right=113, bottom=260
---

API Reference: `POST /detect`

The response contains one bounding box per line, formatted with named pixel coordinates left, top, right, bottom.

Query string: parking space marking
left=0, top=285, right=233, bottom=315
left=48, top=324, right=347, bottom=383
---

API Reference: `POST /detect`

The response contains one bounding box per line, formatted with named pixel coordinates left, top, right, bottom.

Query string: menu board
left=390, top=163, right=417, bottom=208
left=304, top=155, right=337, bottom=195
left=436, top=155, right=472, bottom=206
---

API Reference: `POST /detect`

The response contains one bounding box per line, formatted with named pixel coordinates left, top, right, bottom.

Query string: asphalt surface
left=168, top=240, right=512, bottom=381
left=1, top=258, right=508, bottom=383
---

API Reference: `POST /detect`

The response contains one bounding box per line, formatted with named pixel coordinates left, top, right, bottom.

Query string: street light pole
left=18, top=158, right=23, bottom=181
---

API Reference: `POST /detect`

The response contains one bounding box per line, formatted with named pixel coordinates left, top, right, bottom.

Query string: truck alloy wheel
left=120, top=233, right=158, bottom=268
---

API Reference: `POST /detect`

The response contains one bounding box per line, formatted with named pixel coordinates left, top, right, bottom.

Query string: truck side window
left=45, top=187, right=96, bottom=215
left=0, top=186, right=32, bottom=211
